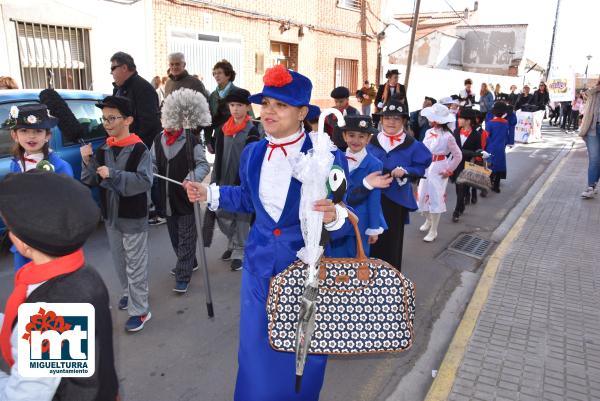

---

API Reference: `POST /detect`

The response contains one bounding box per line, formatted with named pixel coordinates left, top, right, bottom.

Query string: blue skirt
left=234, top=270, right=327, bottom=401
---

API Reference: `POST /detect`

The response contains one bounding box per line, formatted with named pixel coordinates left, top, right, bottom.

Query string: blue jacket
left=409, top=110, right=431, bottom=142
left=217, top=134, right=353, bottom=278
left=485, top=118, right=509, bottom=173
left=329, top=153, right=387, bottom=257
left=10, top=152, right=74, bottom=176
left=367, top=134, right=432, bottom=213
left=9, top=152, right=74, bottom=271
left=486, top=111, right=517, bottom=145
left=479, top=92, right=495, bottom=113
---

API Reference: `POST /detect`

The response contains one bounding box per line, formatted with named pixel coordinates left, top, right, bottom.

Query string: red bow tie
left=383, top=133, right=403, bottom=146
left=24, top=158, right=39, bottom=164
left=460, top=128, right=471, bottom=138
left=267, top=133, right=305, bottom=161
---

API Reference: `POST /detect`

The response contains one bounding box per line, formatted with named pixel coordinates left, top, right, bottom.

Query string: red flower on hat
left=263, top=64, right=293, bottom=87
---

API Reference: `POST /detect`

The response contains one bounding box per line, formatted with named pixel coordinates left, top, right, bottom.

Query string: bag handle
left=344, top=205, right=367, bottom=261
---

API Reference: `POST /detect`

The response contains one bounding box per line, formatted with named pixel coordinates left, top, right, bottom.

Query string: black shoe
left=170, top=265, right=199, bottom=276
left=480, top=189, right=488, bottom=198
left=452, top=211, right=460, bottom=222
left=148, top=216, right=167, bottom=226
left=118, top=296, right=128, bottom=310
left=492, top=186, right=501, bottom=193
left=471, top=192, right=478, bottom=204
left=464, top=195, right=471, bottom=205
left=230, top=259, right=243, bottom=271
left=221, top=250, right=233, bottom=261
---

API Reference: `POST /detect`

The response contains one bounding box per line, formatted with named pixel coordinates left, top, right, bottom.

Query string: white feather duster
left=161, top=88, right=212, bottom=129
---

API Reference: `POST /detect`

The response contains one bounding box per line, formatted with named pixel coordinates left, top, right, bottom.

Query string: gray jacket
left=81, top=142, right=153, bottom=233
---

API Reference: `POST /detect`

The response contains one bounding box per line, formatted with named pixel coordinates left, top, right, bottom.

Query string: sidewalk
left=426, top=143, right=600, bottom=401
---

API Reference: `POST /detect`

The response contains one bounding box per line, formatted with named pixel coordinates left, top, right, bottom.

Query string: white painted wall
left=0, top=0, right=154, bottom=93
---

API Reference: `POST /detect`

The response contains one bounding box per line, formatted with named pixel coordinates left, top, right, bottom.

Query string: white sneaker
left=419, top=221, right=431, bottom=232
left=423, top=230, right=438, bottom=242
left=581, top=187, right=595, bottom=199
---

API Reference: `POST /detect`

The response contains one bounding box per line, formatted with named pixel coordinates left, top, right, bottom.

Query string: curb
left=423, top=140, right=574, bottom=401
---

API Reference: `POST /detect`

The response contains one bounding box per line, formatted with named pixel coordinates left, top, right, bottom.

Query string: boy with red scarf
left=212, top=88, right=260, bottom=271
left=324, top=86, right=359, bottom=151
left=80, top=96, right=153, bottom=332
left=0, top=172, right=118, bottom=400
left=151, top=108, right=210, bottom=293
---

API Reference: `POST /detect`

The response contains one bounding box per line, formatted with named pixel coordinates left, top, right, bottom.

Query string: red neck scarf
left=460, top=128, right=472, bottom=138
left=106, top=133, right=143, bottom=148
left=383, top=131, right=404, bottom=146
left=267, top=133, right=305, bottom=161
left=222, top=115, right=251, bottom=137
left=1, top=249, right=85, bottom=367
left=491, top=117, right=507, bottom=123
left=164, top=129, right=184, bottom=146
left=346, top=155, right=357, bottom=162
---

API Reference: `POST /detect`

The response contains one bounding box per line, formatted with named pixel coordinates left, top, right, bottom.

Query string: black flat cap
left=96, top=96, right=133, bottom=117
left=224, top=88, right=251, bottom=105
left=0, top=171, right=100, bottom=256
left=330, top=86, right=350, bottom=99
left=340, top=115, right=378, bottom=135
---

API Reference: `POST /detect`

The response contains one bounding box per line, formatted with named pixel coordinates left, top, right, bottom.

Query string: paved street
left=434, top=139, right=600, bottom=401
left=0, top=125, right=575, bottom=401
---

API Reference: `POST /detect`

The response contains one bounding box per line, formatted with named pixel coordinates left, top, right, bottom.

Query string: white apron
left=417, top=128, right=454, bottom=213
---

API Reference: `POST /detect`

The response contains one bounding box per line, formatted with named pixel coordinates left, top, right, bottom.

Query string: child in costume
left=186, top=65, right=364, bottom=401
left=80, top=96, right=153, bottom=332
left=485, top=102, right=510, bottom=193
left=451, top=107, right=489, bottom=222
left=0, top=172, right=118, bottom=400
left=212, top=88, right=261, bottom=271
left=367, top=99, right=432, bottom=270
left=417, top=103, right=462, bottom=242
left=5, top=103, right=73, bottom=271
left=151, top=99, right=211, bottom=293
left=329, top=115, right=388, bottom=257
left=324, top=86, right=359, bottom=151
left=486, top=93, right=517, bottom=146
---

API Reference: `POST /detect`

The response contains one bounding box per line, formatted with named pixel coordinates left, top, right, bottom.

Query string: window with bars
left=334, top=58, right=358, bottom=94
left=337, top=0, right=362, bottom=11
left=13, top=20, right=92, bottom=90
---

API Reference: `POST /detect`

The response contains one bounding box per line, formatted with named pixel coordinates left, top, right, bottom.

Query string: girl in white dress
left=417, top=103, right=462, bottom=242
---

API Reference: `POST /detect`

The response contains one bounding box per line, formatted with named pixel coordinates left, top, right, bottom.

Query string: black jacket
left=515, top=93, right=534, bottom=111
left=531, top=90, right=550, bottom=112
left=112, top=72, right=162, bottom=148
left=451, top=126, right=484, bottom=182
left=373, top=83, right=408, bottom=124
left=27, top=266, right=119, bottom=401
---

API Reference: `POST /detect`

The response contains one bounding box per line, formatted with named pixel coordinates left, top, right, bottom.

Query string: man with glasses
left=110, top=52, right=161, bottom=148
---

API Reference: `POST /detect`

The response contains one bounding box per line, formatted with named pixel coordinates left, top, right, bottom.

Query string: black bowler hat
left=375, top=99, right=408, bottom=117
left=330, top=86, right=350, bottom=99
left=458, top=107, right=477, bottom=120
left=225, top=88, right=251, bottom=105
left=424, top=96, right=437, bottom=105
left=495, top=92, right=509, bottom=102
left=385, top=69, right=400, bottom=78
left=4, top=103, right=58, bottom=130
left=492, top=101, right=510, bottom=116
left=96, top=95, right=133, bottom=117
left=0, top=171, right=100, bottom=256
left=340, top=115, right=378, bottom=135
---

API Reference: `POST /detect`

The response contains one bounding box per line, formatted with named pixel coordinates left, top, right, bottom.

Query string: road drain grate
left=448, top=234, right=491, bottom=259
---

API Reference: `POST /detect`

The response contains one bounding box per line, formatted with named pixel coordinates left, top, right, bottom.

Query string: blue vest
left=367, top=134, right=432, bottom=211
left=485, top=118, right=509, bottom=173
left=217, top=134, right=352, bottom=278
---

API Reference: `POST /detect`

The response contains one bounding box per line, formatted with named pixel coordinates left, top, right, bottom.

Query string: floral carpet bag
left=456, top=161, right=492, bottom=190
left=267, top=211, right=416, bottom=355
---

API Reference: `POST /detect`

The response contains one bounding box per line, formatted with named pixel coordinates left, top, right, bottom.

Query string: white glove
left=481, top=151, right=491, bottom=159
left=377, top=102, right=384, bottom=108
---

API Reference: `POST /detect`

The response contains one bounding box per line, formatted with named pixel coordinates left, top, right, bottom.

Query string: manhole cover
left=448, top=234, right=491, bottom=260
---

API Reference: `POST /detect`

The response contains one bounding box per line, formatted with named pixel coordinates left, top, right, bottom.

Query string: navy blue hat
left=492, top=101, right=509, bottom=116
left=5, top=103, right=58, bottom=130
left=307, top=105, right=321, bottom=122
left=249, top=65, right=319, bottom=118
left=330, top=86, right=350, bottom=99
left=225, top=88, right=251, bottom=105
left=340, top=115, right=378, bottom=135
left=96, top=95, right=133, bottom=117
left=375, top=99, right=409, bottom=117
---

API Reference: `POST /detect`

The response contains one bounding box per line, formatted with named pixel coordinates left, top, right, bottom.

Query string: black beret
left=0, top=171, right=100, bottom=256
left=224, top=88, right=251, bottom=105
left=96, top=96, right=133, bottom=117
left=330, top=86, right=350, bottom=99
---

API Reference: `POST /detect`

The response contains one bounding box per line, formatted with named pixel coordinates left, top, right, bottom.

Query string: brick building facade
left=153, top=0, right=381, bottom=108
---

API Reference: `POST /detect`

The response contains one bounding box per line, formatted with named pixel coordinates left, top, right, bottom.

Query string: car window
left=63, top=100, right=107, bottom=146
left=0, top=101, right=34, bottom=159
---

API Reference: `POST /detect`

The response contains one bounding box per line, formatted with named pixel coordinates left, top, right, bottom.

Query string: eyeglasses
left=110, top=64, right=123, bottom=72
left=101, top=116, right=124, bottom=124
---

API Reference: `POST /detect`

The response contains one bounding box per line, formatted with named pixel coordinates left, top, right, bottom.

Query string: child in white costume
left=417, top=103, right=462, bottom=242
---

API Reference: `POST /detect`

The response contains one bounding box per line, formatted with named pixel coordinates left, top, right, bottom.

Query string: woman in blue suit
left=186, top=65, right=364, bottom=401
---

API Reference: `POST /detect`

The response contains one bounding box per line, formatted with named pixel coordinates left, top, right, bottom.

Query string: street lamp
left=585, top=55, right=592, bottom=89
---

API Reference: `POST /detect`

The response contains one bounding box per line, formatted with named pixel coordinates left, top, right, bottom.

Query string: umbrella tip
left=295, top=375, right=303, bottom=393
